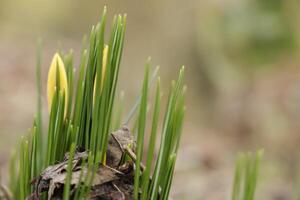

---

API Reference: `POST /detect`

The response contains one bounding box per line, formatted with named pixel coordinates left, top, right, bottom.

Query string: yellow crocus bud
left=47, top=53, right=68, bottom=114
left=93, top=45, right=109, bottom=104
left=101, top=45, right=109, bottom=89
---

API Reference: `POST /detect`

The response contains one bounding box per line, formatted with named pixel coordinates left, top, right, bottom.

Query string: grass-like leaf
left=134, top=61, right=150, bottom=199
left=232, top=150, right=264, bottom=200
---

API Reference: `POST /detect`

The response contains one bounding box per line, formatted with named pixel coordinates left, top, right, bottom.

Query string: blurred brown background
left=1, top=0, right=300, bottom=199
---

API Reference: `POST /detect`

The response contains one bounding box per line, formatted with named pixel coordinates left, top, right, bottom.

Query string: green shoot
left=134, top=61, right=150, bottom=199
left=232, top=150, right=264, bottom=200
left=140, top=77, right=161, bottom=200
left=63, top=143, right=76, bottom=200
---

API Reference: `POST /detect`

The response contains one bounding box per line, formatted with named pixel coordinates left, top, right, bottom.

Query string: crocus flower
left=93, top=45, right=109, bottom=104
left=47, top=53, right=68, bottom=114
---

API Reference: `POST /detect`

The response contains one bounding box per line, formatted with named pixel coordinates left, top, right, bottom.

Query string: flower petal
left=47, top=53, right=69, bottom=114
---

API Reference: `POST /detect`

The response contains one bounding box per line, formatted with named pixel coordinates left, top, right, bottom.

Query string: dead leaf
left=29, top=127, right=136, bottom=200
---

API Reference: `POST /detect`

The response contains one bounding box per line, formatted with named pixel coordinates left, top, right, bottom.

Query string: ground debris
left=28, top=126, right=135, bottom=200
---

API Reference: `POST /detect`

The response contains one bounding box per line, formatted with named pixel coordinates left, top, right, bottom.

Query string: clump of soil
left=28, top=126, right=136, bottom=200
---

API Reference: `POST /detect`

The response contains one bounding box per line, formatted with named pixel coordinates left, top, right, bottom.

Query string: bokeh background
left=1, top=0, right=300, bottom=199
